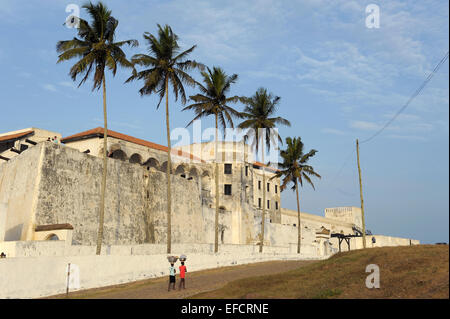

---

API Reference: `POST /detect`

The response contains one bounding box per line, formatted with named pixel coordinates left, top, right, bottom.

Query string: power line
left=327, top=51, right=449, bottom=195
left=360, top=51, right=449, bottom=144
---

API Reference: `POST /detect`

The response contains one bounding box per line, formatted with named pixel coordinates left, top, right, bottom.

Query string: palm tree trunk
left=295, top=178, right=301, bottom=254
left=96, top=75, right=108, bottom=255
left=260, top=140, right=266, bottom=253
left=165, top=77, right=172, bottom=254
left=214, top=113, right=219, bottom=253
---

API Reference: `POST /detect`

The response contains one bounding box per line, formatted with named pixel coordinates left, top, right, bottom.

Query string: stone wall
left=0, top=143, right=44, bottom=241
left=325, top=207, right=362, bottom=229
left=35, top=142, right=148, bottom=245
left=34, top=142, right=218, bottom=246
left=0, top=142, right=260, bottom=247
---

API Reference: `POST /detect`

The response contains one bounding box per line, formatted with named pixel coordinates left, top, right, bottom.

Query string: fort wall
left=33, top=142, right=220, bottom=245
left=0, top=143, right=45, bottom=241
left=0, top=140, right=419, bottom=254
left=0, top=246, right=322, bottom=299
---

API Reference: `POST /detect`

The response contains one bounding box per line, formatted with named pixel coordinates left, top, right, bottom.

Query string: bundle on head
left=167, top=256, right=179, bottom=263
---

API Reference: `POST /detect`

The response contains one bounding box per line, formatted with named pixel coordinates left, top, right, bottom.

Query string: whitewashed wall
left=0, top=245, right=324, bottom=299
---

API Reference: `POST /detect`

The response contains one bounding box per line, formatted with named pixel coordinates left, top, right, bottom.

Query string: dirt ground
left=47, top=259, right=316, bottom=299
left=193, top=245, right=449, bottom=299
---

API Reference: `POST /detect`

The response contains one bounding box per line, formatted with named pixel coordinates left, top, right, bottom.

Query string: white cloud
left=350, top=120, right=381, bottom=131
left=92, top=118, right=142, bottom=131
left=120, top=0, right=289, bottom=64
left=59, top=81, right=76, bottom=89
left=42, top=84, right=58, bottom=92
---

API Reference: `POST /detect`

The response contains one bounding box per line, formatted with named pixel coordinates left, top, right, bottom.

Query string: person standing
left=179, top=261, right=187, bottom=290
left=168, top=263, right=176, bottom=291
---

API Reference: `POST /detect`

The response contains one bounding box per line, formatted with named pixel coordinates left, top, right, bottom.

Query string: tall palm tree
left=271, top=137, right=321, bottom=254
left=238, top=88, right=290, bottom=252
left=56, top=1, right=138, bottom=255
left=126, top=24, right=202, bottom=254
left=183, top=66, right=243, bottom=253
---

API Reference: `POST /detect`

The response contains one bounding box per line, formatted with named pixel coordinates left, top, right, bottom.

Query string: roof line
left=253, top=161, right=279, bottom=172
left=0, top=130, right=34, bottom=143
left=61, top=127, right=205, bottom=163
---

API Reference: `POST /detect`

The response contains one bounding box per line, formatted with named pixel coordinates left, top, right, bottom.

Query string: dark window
left=267, top=200, right=270, bottom=209
left=245, top=166, right=248, bottom=176
left=275, top=201, right=279, bottom=210
left=267, top=183, right=270, bottom=192
left=293, top=224, right=296, bottom=227
left=258, top=198, right=262, bottom=208
left=224, top=184, right=232, bottom=195
left=20, top=144, right=29, bottom=152
left=224, top=164, right=232, bottom=174
left=275, top=185, right=278, bottom=193
left=258, top=181, right=261, bottom=190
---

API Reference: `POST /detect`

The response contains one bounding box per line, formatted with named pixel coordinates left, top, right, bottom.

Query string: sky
left=0, top=0, right=448, bottom=244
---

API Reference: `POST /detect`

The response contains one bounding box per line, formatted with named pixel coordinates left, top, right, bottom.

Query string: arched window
left=175, top=165, right=186, bottom=176
left=46, top=234, right=59, bottom=241
left=108, top=149, right=127, bottom=161
left=143, top=158, right=160, bottom=170
left=189, top=167, right=199, bottom=180
left=129, top=153, right=142, bottom=164
left=160, top=161, right=169, bottom=173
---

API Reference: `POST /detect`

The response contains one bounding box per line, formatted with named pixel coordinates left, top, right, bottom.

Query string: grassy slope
left=192, top=245, right=449, bottom=299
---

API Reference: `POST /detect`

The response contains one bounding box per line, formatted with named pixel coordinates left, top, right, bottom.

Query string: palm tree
left=56, top=1, right=138, bottom=255
left=271, top=137, right=321, bottom=254
left=238, top=88, right=290, bottom=252
left=183, top=66, right=243, bottom=253
left=126, top=24, right=202, bottom=254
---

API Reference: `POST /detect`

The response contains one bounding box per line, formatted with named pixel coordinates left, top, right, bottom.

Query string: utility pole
left=356, top=139, right=367, bottom=248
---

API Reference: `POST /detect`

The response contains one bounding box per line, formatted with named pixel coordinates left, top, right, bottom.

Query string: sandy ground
left=47, top=259, right=316, bottom=299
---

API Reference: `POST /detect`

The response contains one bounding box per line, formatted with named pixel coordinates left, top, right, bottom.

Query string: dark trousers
left=168, top=276, right=176, bottom=291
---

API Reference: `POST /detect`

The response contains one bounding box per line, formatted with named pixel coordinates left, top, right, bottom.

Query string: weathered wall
left=325, top=207, right=362, bottom=229
left=35, top=143, right=148, bottom=245
left=34, top=143, right=215, bottom=246
left=0, top=143, right=44, bottom=241
left=281, top=208, right=354, bottom=235
left=146, top=169, right=214, bottom=244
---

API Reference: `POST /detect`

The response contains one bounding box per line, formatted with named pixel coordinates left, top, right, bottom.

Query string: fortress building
left=0, top=127, right=419, bottom=257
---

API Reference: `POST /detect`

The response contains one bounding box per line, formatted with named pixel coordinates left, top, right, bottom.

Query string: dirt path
left=48, top=260, right=316, bottom=299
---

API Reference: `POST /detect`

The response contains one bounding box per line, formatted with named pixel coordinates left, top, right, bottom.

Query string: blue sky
left=0, top=0, right=448, bottom=244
